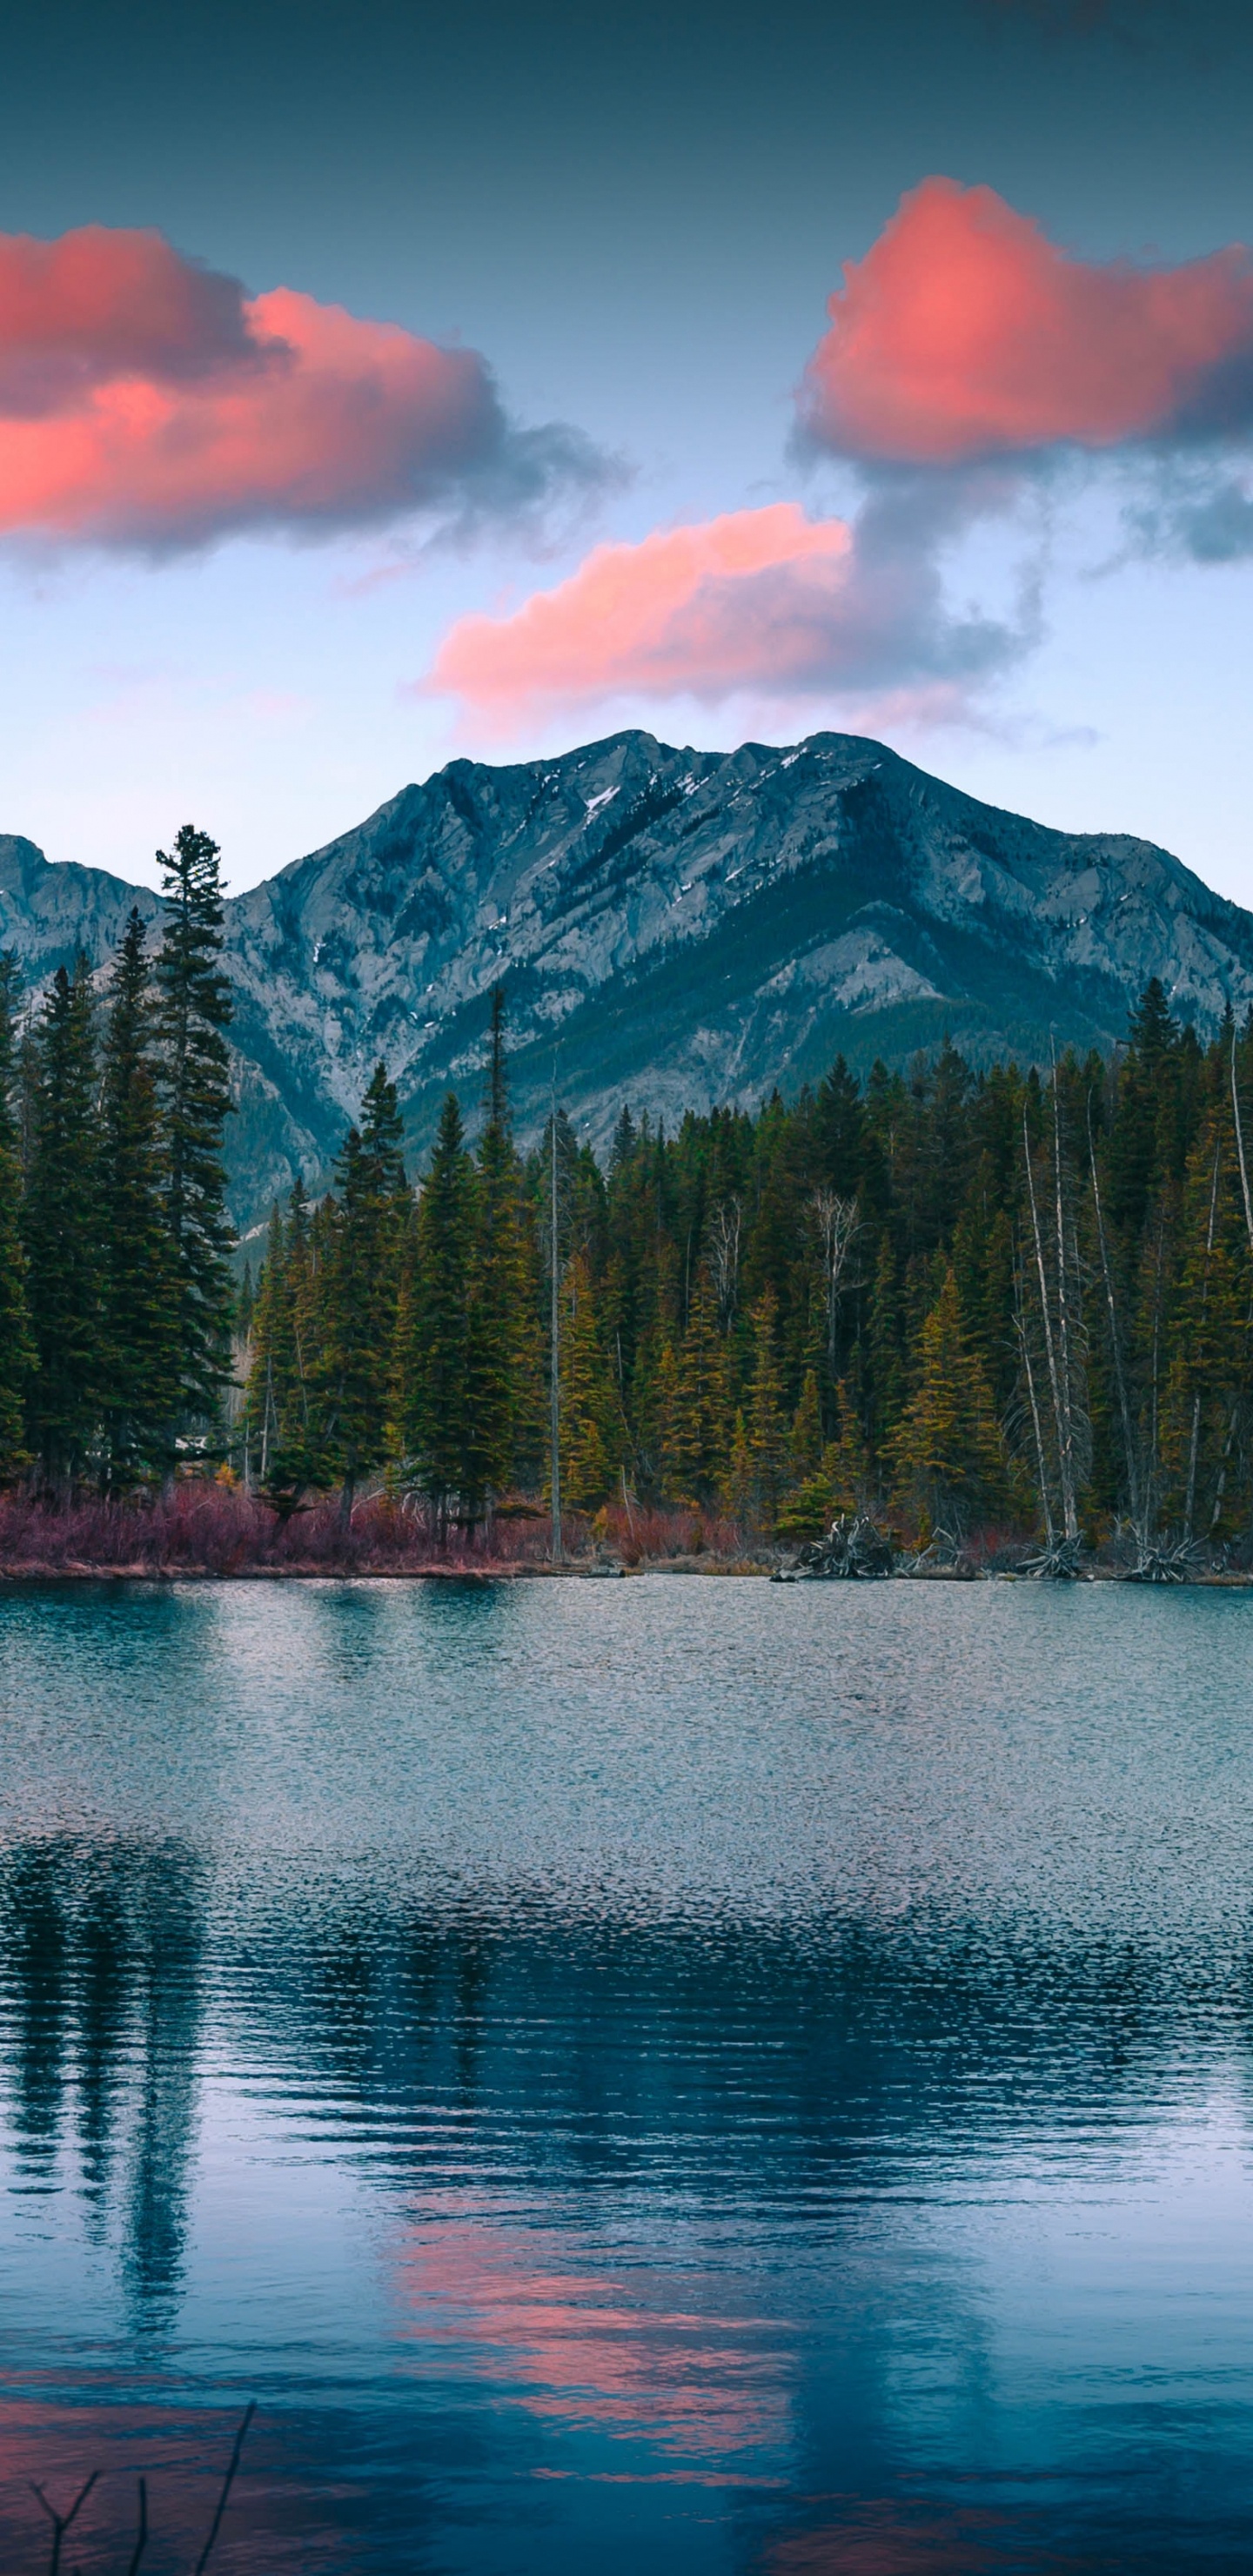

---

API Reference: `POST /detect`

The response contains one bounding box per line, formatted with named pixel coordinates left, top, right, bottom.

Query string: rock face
left=4, top=728, right=1253, bottom=1232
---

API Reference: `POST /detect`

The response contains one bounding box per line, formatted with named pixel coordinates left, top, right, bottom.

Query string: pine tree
left=156, top=824, right=234, bottom=1448
left=23, top=959, right=103, bottom=1487
left=744, top=1285, right=787, bottom=1524
left=246, top=1204, right=303, bottom=1496
left=251, top=1178, right=326, bottom=1498
left=866, top=1233, right=906, bottom=1465
left=826, top=1380, right=874, bottom=1514
left=1161, top=1101, right=1250, bottom=1539
left=787, top=1368, right=823, bottom=1480
left=399, top=1091, right=476, bottom=1537
left=777, top=1379, right=874, bottom=1539
left=558, top=1249, right=621, bottom=1510
left=723, top=1408, right=753, bottom=1521
left=99, top=909, right=179, bottom=1484
left=0, top=957, right=34, bottom=1477
left=245, top=1205, right=285, bottom=1485
left=653, top=1339, right=685, bottom=1501
left=674, top=1268, right=729, bottom=1498
left=888, top=1263, right=1008, bottom=1534
left=317, top=1063, right=408, bottom=1516
left=466, top=990, right=539, bottom=1506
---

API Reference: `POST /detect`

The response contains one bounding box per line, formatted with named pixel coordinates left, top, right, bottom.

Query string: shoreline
left=0, top=1559, right=1250, bottom=1587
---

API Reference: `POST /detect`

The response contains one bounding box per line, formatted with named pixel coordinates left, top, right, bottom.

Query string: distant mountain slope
left=4, top=729, right=1253, bottom=1231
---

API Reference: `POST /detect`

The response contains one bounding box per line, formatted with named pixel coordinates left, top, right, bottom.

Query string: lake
left=2, top=1576, right=1253, bottom=2571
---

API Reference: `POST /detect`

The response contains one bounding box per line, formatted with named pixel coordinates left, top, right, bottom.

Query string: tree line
left=0, top=826, right=234, bottom=1491
left=1, top=827, right=1250, bottom=1565
left=242, top=976, right=1253, bottom=1562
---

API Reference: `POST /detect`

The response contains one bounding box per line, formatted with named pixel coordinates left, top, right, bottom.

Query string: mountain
left=5, top=728, right=1253, bottom=1234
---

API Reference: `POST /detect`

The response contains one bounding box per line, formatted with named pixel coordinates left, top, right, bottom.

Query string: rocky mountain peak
left=3, top=728, right=1251, bottom=1231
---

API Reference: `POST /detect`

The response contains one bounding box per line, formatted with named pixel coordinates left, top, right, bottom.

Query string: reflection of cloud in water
left=392, top=2204, right=791, bottom=2467
left=766, top=2495, right=1018, bottom=2572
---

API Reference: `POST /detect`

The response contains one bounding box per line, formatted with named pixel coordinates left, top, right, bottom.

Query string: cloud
left=798, top=178, right=1253, bottom=466
left=425, top=496, right=1031, bottom=731
left=0, top=225, right=607, bottom=549
left=1118, top=460, right=1253, bottom=562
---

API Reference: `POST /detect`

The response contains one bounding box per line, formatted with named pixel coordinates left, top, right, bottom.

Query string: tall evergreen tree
left=466, top=989, right=538, bottom=1505
left=889, top=1264, right=1008, bottom=1533
left=557, top=1250, right=623, bottom=1510
left=316, top=1063, right=408, bottom=1516
left=0, top=957, right=35, bottom=1477
left=99, top=909, right=178, bottom=1483
left=23, top=959, right=103, bottom=1486
left=399, top=1091, right=476, bottom=1536
left=156, top=824, right=234, bottom=1446
left=244, top=1180, right=321, bottom=1491
left=674, top=1268, right=729, bottom=1499
left=745, top=1286, right=787, bottom=1522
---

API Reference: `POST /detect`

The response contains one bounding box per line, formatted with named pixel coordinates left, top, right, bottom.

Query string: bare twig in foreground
left=193, top=2402, right=256, bottom=2573
left=30, top=2469, right=97, bottom=2576
left=125, top=2473, right=149, bottom=2576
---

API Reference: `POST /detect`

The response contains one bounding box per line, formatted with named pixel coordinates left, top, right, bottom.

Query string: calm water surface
left=2, top=1577, right=1253, bottom=2570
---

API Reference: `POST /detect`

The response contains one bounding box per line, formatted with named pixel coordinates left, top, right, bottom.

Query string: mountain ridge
left=3, top=728, right=1252, bottom=1231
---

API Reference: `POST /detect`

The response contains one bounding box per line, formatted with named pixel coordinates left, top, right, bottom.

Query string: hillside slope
left=4, top=730, right=1252, bottom=1228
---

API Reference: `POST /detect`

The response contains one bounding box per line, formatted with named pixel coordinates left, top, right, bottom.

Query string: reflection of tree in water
left=5, top=1835, right=1253, bottom=2311
left=5, top=1841, right=72, bottom=2184
left=218, top=1879, right=1252, bottom=2202
left=122, top=1850, right=204, bottom=2328
left=0, top=1835, right=204, bottom=2326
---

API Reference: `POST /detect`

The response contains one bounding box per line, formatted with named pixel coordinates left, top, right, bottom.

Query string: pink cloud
left=430, top=506, right=849, bottom=716
left=0, top=225, right=600, bottom=547
left=425, top=499, right=1022, bottom=727
left=799, top=178, right=1253, bottom=464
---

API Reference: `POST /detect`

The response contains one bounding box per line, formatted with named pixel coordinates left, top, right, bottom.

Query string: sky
left=1, top=0, right=1252, bottom=898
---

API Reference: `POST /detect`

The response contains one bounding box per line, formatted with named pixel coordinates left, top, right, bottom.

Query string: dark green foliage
left=157, top=824, right=235, bottom=1431
left=315, top=1063, right=408, bottom=1511
left=466, top=989, right=539, bottom=1503
left=244, top=1189, right=325, bottom=1508
left=99, top=910, right=179, bottom=1483
left=396, top=1091, right=477, bottom=1533
left=13, top=925, right=1253, bottom=1553
left=23, top=959, right=103, bottom=1485
left=0, top=959, right=35, bottom=1475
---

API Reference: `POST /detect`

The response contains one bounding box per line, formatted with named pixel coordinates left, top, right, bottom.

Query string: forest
left=239, top=978, right=1253, bottom=1572
left=3, top=816, right=1253, bottom=1573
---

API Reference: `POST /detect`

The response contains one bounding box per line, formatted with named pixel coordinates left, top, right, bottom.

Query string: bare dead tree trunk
left=1015, top=1251, right=1056, bottom=1549
left=1209, top=1404, right=1239, bottom=1534
left=1087, top=1090, right=1142, bottom=1542
left=708, top=1197, right=742, bottom=1329
left=1049, top=1052, right=1080, bottom=1545
left=1146, top=1207, right=1168, bottom=1542
left=1183, top=1136, right=1222, bottom=1542
left=810, top=1188, right=860, bottom=1378
left=1023, top=1102, right=1074, bottom=1545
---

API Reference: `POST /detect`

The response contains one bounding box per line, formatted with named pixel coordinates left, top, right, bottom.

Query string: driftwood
left=1122, top=1538, right=1209, bottom=1584
left=774, top=1514, right=895, bottom=1581
left=899, top=1525, right=964, bottom=1576
left=1015, top=1535, right=1084, bottom=1580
